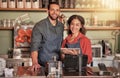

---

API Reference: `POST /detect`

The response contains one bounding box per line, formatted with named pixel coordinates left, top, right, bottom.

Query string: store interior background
left=0, top=10, right=120, bottom=55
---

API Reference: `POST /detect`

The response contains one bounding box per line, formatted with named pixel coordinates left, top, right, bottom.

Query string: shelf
left=0, top=8, right=120, bottom=12
left=61, top=8, right=120, bottom=12
left=0, top=27, right=13, bottom=30
left=0, top=26, right=120, bottom=30
left=64, top=26, right=120, bottom=30
left=0, top=8, right=46, bottom=12
left=86, top=26, right=120, bottom=30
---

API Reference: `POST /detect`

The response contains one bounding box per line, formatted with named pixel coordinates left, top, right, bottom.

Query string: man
left=30, top=2, right=64, bottom=71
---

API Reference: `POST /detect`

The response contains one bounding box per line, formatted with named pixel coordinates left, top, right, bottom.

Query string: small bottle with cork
left=47, top=56, right=63, bottom=78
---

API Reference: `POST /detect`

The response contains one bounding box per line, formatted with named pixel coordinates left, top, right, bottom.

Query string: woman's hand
left=61, top=48, right=79, bottom=55
left=70, top=49, right=79, bottom=55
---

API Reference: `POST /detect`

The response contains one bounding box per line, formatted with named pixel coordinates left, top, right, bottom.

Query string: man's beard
left=49, top=14, right=58, bottom=20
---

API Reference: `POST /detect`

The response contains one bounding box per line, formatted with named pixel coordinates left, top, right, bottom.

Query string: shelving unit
left=0, top=8, right=120, bottom=12
left=64, top=26, right=120, bottom=30
left=1, top=26, right=120, bottom=30
left=0, top=8, right=120, bottom=30
left=85, top=26, right=120, bottom=30
left=0, top=7, right=120, bottom=31
left=0, top=27, right=13, bottom=30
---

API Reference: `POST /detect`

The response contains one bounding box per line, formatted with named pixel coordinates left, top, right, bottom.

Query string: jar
left=17, top=0, right=24, bottom=8
left=1, top=0, right=7, bottom=8
left=3, top=19, right=7, bottom=27
left=32, top=0, right=39, bottom=8
left=25, top=0, right=31, bottom=8
left=8, top=48, right=13, bottom=58
left=13, top=49, right=21, bottom=59
left=9, top=0, right=16, bottom=8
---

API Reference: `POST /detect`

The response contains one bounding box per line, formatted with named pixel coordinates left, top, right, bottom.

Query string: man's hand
left=30, top=63, right=41, bottom=72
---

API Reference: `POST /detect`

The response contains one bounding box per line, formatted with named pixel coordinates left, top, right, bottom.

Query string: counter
left=14, top=66, right=116, bottom=78
left=7, top=76, right=113, bottom=78
left=0, top=58, right=118, bottom=78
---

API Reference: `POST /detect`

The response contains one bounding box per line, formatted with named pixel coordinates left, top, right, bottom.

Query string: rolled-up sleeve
left=80, top=38, right=92, bottom=64
left=30, top=23, right=42, bottom=52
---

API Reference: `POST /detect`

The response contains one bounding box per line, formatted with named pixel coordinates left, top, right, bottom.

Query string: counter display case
left=0, top=0, right=120, bottom=66
left=14, top=25, right=33, bottom=57
left=16, top=66, right=117, bottom=77
left=14, top=25, right=33, bottom=48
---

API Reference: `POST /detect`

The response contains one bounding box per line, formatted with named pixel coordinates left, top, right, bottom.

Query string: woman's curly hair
left=67, top=15, right=86, bottom=35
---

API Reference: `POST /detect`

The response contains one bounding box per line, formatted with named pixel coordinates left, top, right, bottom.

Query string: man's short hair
left=48, top=2, right=59, bottom=10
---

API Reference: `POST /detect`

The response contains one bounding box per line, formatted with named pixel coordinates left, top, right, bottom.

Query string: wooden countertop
left=16, top=66, right=116, bottom=78
left=13, top=76, right=113, bottom=78
left=17, top=66, right=45, bottom=76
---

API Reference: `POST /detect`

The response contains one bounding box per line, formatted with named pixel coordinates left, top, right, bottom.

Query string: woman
left=61, top=15, right=92, bottom=64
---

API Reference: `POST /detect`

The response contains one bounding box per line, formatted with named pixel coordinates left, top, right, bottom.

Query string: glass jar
left=47, top=56, right=63, bottom=78
left=25, top=0, right=31, bottom=8
left=17, top=0, right=24, bottom=8
left=9, top=0, right=16, bottom=8
left=1, top=0, right=7, bottom=8
left=13, top=49, right=21, bottom=59
left=32, top=0, right=39, bottom=8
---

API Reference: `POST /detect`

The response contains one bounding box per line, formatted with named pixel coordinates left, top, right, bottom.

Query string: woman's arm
left=80, top=38, right=92, bottom=64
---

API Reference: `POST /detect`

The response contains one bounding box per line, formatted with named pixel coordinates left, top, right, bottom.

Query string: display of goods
left=14, top=25, right=33, bottom=48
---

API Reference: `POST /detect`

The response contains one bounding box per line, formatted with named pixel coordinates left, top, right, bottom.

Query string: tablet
left=61, top=48, right=88, bottom=76
left=61, top=48, right=80, bottom=55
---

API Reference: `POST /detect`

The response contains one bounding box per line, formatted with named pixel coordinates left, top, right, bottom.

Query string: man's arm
left=31, top=51, right=41, bottom=71
left=31, top=51, right=38, bottom=65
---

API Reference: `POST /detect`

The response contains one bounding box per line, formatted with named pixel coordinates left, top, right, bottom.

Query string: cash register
left=62, top=48, right=88, bottom=76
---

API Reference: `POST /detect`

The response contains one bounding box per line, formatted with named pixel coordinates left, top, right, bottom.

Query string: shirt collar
left=47, top=17, right=59, bottom=27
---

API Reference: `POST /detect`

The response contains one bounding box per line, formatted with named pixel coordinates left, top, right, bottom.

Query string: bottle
left=48, top=56, right=57, bottom=75
left=91, top=14, right=98, bottom=26
left=58, top=0, right=63, bottom=8
left=69, top=0, right=75, bottom=8
left=47, top=56, right=63, bottom=78
left=93, top=15, right=98, bottom=26
left=8, top=48, right=13, bottom=58
left=64, top=0, right=69, bottom=8
left=39, top=0, right=42, bottom=8
left=13, top=63, right=18, bottom=77
left=57, top=61, right=63, bottom=78
left=13, top=49, right=21, bottom=59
